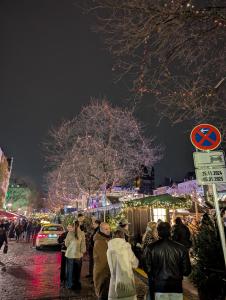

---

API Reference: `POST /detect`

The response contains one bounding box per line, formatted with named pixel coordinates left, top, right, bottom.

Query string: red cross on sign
left=190, top=124, right=221, bottom=151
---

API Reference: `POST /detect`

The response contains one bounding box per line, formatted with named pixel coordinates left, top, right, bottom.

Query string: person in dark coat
left=26, top=221, right=33, bottom=243
left=32, top=220, right=41, bottom=247
left=8, top=221, right=15, bottom=239
left=0, top=220, right=8, bottom=250
left=78, top=213, right=86, bottom=232
left=15, top=221, right=23, bottom=242
left=86, top=219, right=101, bottom=279
left=172, top=217, right=192, bottom=249
left=143, top=222, right=191, bottom=300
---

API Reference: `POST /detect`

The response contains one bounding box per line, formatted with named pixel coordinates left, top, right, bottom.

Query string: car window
left=42, top=226, right=63, bottom=231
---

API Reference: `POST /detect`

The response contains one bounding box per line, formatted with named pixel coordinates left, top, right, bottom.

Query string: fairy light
left=122, top=195, right=192, bottom=209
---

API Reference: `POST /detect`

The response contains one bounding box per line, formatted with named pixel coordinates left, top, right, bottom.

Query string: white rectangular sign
left=195, top=167, right=226, bottom=185
left=193, top=151, right=225, bottom=168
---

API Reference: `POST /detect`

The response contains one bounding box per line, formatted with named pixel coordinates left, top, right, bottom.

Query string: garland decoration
left=122, top=194, right=192, bottom=209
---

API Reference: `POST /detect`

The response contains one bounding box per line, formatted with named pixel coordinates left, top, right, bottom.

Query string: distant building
left=135, top=166, right=155, bottom=195
left=153, top=179, right=204, bottom=197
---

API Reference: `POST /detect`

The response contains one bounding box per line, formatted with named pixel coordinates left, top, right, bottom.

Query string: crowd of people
left=1, top=210, right=225, bottom=300
left=0, top=218, right=42, bottom=248
left=57, top=213, right=196, bottom=300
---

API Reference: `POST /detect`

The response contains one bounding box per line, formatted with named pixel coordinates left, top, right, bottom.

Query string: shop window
left=153, top=208, right=166, bottom=222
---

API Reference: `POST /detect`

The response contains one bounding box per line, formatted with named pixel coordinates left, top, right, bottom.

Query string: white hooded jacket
left=107, top=238, right=138, bottom=300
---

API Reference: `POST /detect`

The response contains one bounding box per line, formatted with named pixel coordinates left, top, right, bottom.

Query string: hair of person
left=94, top=220, right=101, bottom=226
left=146, top=221, right=157, bottom=237
left=78, top=213, right=84, bottom=218
left=175, top=217, right=182, bottom=225
left=119, top=223, right=127, bottom=228
left=113, top=230, right=125, bottom=239
left=74, top=220, right=79, bottom=239
left=201, top=213, right=211, bottom=225
left=147, top=221, right=157, bottom=229
left=157, top=222, right=171, bottom=238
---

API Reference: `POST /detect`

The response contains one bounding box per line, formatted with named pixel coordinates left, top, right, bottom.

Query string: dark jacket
left=58, top=231, right=68, bottom=252
left=172, top=223, right=192, bottom=249
left=0, top=224, right=8, bottom=244
left=88, top=226, right=99, bottom=253
left=143, top=238, right=191, bottom=293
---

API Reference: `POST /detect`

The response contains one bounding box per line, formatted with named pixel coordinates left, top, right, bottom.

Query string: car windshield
left=42, top=226, right=63, bottom=231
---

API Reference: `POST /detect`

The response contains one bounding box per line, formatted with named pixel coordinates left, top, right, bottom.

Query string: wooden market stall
left=122, top=194, right=191, bottom=237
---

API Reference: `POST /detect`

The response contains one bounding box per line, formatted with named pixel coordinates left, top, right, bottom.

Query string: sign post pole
left=212, top=183, right=226, bottom=268
left=191, top=123, right=226, bottom=268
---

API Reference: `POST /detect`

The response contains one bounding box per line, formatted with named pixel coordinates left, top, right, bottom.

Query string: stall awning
left=0, top=210, right=21, bottom=220
left=122, top=194, right=191, bottom=209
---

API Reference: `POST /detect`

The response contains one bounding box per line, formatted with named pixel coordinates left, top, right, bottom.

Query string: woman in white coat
left=107, top=230, right=139, bottom=300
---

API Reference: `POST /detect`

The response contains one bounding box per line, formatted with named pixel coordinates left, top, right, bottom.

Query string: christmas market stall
left=121, top=194, right=192, bottom=237
left=0, top=210, right=22, bottom=220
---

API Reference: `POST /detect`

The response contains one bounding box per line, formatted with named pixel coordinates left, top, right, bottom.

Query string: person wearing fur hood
left=107, top=230, right=138, bottom=300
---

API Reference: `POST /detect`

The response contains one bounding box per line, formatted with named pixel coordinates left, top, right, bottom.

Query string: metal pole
left=212, top=183, right=226, bottom=268
left=104, top=208, right=106, bottom=222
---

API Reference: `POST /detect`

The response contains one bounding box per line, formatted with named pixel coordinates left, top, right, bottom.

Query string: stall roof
left=122, top=194, right=191, bottom=209
left=0, top=210, right=21, bottom=220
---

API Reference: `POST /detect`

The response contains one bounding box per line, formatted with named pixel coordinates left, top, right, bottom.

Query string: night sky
left=0, top=0, right=195, bottom=189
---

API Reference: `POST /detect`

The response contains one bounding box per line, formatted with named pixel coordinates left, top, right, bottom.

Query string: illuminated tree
left=46, top=100, right=162, bottom=207
left=6, top=179, right=44, bottom=212
left=81, top=1, right=226, bottom=132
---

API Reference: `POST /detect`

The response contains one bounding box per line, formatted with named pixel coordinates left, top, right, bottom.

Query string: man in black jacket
left=0, top=220, right=8, bottom=250
left=86, top=219, right=101, bottom=280
left=143, top=222, right=191, bottom=300
left=172, top=217, right=192, bottom=249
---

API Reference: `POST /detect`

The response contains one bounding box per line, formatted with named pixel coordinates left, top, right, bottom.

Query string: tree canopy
left=46, top=100, right=162, bottom=208
left=82, top=1, right=226, bottom=134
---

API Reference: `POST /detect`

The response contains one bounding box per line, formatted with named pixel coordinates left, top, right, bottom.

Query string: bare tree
left=81, top=1, right=226, bottom=130
left=46, top=100, right=162, bottom=207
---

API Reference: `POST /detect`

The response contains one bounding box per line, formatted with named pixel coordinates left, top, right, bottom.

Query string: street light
left=6, top=203, right=12, bottom=211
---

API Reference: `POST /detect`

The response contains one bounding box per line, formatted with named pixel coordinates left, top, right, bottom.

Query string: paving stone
left=0, top=240, right=147, bottom=300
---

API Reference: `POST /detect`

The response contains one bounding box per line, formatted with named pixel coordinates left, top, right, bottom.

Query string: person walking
left=0, top=220, right=8, bottom=251
left=65, top=221, right=86, bottom=290
left=143, top=222, right=191, bottom=300
left=15, top=221, right=22, bottom=242
left=26, top=220, right=33, bottom=243
left=107, top=230, right=138, bottom=300
left=172, top=217, right=192, bottom=249
left=86, top=219, right=101, bottom=280
left=32, top=220, right=41, bottom=247
left=8, top=221, right=15, bottom=240
left=93, top=222, right=111, bottom=300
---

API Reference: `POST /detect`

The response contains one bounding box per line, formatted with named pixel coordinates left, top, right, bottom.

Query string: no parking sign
left=190, top=123, right=221, bottom=151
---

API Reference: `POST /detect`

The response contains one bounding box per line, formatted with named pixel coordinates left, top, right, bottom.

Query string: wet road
left=0, top=240, right=148, bottom=300
left=0, top=240, right=198, bottom=300
left=0, top=240, right=98, bottom=300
